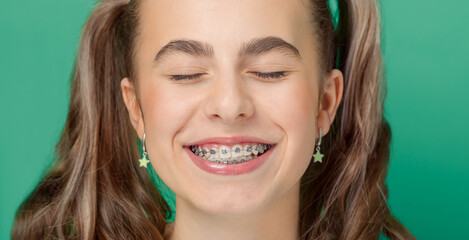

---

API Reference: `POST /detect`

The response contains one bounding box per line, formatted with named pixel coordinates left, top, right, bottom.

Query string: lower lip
left=184, top=145, right=274, bottom=176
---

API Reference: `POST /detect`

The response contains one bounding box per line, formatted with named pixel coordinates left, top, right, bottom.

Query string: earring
left=313, top=128, right=324, bottom=163
left=139, top=132, right=150, bottom=168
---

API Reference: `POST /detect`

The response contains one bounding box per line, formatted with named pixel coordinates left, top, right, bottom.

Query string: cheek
left=139, top=82, right=196, bottom=176
left=264, top=78, right=317, bottom=140
left=281, top=84, right=316, bottom=128
left=259, top=77, right=318, bottom=186
left=144, top=88, right=189, bottom=132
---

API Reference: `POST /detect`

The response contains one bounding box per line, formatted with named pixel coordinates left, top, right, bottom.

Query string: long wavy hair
left=12, top=0, right=415, bottom=239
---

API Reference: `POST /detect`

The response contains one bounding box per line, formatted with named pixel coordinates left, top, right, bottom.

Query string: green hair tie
left=328, top=0, right=339, bottom=30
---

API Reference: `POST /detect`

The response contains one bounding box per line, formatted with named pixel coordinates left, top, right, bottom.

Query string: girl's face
left=122, top=0, right=342, bottom=215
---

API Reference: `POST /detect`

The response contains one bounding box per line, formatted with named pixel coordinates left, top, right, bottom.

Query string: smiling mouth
left=189, top=143, right=273, bottom=165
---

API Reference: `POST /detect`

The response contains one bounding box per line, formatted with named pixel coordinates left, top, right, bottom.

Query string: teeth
left=219, top=146, right=231, bottom=159
left=243, top=145, right=252, bottom=156
left=208, top=148, right=218, bottom=161
left=190, top=143, right=272, bottom=164
left=258, top=144, right=264, bottom=154
left=231, top=145, right=243, bottom=157
left=252, top=145, right=259, bottom=155
left=197, top=146, right=203, bottom=157
left=202, top=148, right=209, bottom=157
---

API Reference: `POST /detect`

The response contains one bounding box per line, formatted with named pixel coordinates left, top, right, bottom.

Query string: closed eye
left=169, top=73, right=206, bottom=81
left=168, top=71, right=288, bottom=82
left=250, top=71, right=288, bottom=79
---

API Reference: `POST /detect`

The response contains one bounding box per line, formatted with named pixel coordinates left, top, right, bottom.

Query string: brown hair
left=299, top=0, right=415, bottom=239
left=12, top=0, right=415, bottom=239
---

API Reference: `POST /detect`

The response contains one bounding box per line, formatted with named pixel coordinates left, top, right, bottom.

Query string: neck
left=165, top=182, right=300, bottom=240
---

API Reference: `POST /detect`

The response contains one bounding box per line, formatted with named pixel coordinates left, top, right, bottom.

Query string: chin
left=188, top=186, right=269, bottom=216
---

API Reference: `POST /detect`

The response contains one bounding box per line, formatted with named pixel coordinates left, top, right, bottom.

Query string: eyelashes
left=250, top=71, right=287, bottom=79
left=168, top=71, right=288, bottom=81
left=169, top=73, right=205, bottom=81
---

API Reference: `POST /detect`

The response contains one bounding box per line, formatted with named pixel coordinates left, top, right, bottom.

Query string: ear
left=121, top=77, right=145, bottom=140
left=316, top=69, right=343, bottom=137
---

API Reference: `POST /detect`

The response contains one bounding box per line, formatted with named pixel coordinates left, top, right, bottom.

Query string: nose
left=203, top=72, right=254, bottom=124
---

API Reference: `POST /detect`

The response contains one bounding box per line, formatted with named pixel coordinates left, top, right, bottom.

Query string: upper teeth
left=190, top=143, right=272, bottom=163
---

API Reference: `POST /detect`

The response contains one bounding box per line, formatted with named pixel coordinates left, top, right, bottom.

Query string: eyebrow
left=153, top=36, right=301, bottom=64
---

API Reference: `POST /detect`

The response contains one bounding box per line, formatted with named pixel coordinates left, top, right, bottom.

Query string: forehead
left=136, top=0, right=313, bottom=58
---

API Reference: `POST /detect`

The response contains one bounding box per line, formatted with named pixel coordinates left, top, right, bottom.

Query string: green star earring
left=139, top=132, right=150, bottom=168
left=313, top=128, right=324, bottom=163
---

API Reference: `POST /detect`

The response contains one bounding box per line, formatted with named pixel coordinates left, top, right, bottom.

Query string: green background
left=1, top=0, right=468, bottom=239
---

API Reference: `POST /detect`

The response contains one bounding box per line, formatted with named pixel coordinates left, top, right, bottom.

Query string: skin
left=121, top=0, right=343, bottom=239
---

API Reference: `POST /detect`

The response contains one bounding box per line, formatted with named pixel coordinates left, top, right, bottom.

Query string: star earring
left=139, top=132, right=150, bottom=168
left=313, top=128, right=324, bottom=163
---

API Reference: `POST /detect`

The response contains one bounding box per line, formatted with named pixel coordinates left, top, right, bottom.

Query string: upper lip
left=185, top=136, right=276, bottom=146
